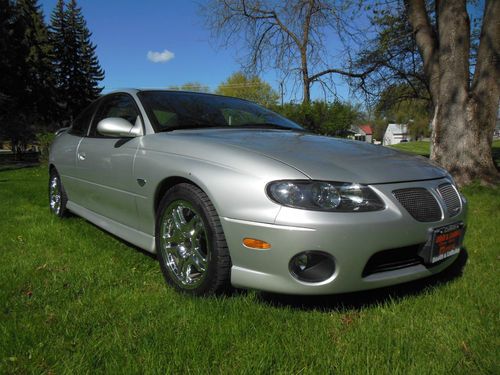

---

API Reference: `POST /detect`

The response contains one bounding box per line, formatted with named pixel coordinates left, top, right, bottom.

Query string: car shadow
left=69, top=217, right=468, bottom=310
left=255, top=249, right=468, bottom=312
left=79, top=219, right=159, bottom=261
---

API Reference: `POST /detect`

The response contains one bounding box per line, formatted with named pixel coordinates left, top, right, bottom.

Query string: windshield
left=137, top=91, right=304, bottom=132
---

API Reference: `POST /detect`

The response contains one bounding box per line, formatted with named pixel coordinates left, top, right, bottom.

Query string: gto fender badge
left=137, top=178, right=147, bottom=187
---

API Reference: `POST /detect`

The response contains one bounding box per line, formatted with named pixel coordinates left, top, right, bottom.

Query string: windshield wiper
left=236, top=123, right=305, bottom=131
left=162, top=124, right=224, bottom=132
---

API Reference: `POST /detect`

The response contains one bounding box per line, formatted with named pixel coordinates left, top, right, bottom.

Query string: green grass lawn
left=391, top=140, right=500, bottom=167
left=1, top=167, right=499, bottom=374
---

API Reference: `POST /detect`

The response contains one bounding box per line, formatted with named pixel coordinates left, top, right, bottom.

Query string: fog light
left=295, top=254, right=308, bottom=271
left=289, top=251, right=335, bottom=283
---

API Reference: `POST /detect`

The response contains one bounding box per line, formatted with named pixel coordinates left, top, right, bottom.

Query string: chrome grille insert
left=437, top=183, right=461, bottom=217
left=393, top=188, right=441, bottom=222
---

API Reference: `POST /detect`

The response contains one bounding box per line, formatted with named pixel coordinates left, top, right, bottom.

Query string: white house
left=349, top=124, right=373, bottom=143
left=383, top=123, right=411, bottom=146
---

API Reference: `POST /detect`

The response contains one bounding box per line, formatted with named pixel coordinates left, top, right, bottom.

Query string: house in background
left=349, top=124, right=373, bottom=143
left=383, top=123, right=411, bottom=146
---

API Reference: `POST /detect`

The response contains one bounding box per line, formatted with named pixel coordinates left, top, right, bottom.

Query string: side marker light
left=243, top=238, right=271, bottom=250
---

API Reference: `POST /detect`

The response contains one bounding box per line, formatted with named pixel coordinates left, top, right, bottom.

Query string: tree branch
left=309, top=64, right=378, bottom=82
left=405, top=0, right=439, bottom=103
left=471, top=0, right=499, bottom=96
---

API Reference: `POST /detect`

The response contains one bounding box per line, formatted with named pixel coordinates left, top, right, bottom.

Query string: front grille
left=362, top=244, right=424, bottom=277
left=437, top=183, right=461, bottom=217
left=393, top=188, right=441, bottom=222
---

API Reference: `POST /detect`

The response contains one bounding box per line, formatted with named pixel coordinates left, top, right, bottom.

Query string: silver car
left=48, top=89, right=467, bottom=295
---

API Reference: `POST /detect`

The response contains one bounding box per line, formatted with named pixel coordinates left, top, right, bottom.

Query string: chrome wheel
left=49, top=175, right=61, bottom=215
left=159, top=200, right=210, bottom=288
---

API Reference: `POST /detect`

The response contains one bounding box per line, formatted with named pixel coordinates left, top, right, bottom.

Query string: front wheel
left=155, top=183, right=232, bottom=295
left=48, top=169, right=69, bottom=218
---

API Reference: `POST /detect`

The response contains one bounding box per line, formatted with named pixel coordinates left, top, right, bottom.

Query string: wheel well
left=154, top=176, right=200, bottom=214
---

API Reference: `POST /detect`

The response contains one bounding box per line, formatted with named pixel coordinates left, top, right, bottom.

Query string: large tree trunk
left=465, top=0, right=500, bottom=184
left=433, top=0, right=472, bottom=181
left=407, top=0, right=499, bottom=186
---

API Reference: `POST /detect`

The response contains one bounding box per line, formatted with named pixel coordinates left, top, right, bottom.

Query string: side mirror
left=97, top=117, right=142, bottom=137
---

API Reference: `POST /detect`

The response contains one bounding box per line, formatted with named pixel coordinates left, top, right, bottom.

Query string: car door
left=53, top=100, right=99, bottom=205
left=74, top=93, right=143, bottom=229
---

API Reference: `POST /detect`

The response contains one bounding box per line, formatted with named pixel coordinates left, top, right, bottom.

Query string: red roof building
left=349, top=124, right=374, bottom=143
left=358, top=124, right=373, bottom=136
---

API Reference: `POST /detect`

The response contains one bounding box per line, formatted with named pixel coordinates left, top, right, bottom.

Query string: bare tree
left=203, top=0, right=372, bottom=104
left=351, top=4, right=430, bottom=106
left=404, top=0, right=499, bottom=185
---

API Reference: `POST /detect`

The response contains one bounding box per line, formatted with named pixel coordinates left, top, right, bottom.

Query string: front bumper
left=221, top=178, right=467, bottom=295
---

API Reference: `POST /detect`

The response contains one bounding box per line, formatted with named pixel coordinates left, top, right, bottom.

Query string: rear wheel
left=49, top=169, right=69, bottom=217
left=155, top=183, right=231, bottom=295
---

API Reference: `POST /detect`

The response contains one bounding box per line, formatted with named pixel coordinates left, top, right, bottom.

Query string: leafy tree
left=273, top=100, right=361, bottom=136
left=374, top=84, right=431, bottom=140
left=203, top=0, right=371, bottom=104
left=372, top=118, right=388, bottom=142
left=50, top=0, right=104, bottom=122
left=216, top=72, right=279, bottom=107
left=168, top=82, right=210, bottom=93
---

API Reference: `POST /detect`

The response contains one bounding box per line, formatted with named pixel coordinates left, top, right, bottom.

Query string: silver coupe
left=48, top=89, right=467, bottom=295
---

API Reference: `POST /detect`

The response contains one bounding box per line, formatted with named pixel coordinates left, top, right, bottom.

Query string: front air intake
left=437, top=183, right=461, bottom=217
left=393, top=188, right=442, bottom=222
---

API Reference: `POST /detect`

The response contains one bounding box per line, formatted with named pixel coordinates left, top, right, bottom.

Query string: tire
left=155, top=183, right=232, bottom=295
left=48, top=169, right=69, bottom=218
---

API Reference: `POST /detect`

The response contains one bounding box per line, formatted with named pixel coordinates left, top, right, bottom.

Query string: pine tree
left=16, top=0, right=57, bottom=124
left=0, top=0, right=20, bottom=109
left=50, top=0, right=104, bottom=121
left=0, top=0, right=57, bottom=152
left=79, top=20, right=104, bottom=102
left=49, top=0, right=69, bottom=114
left=0, top=0, right=21, bottom=149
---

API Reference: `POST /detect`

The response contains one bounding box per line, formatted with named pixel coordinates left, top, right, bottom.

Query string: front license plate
left=430, top=222, right=464, bottom=263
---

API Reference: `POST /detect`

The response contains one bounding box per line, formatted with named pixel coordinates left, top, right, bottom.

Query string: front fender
left=132, top=139, right=307, bottom=236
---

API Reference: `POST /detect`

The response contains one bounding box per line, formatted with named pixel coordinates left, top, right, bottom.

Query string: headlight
left=267, top=180, right=385, bottom=212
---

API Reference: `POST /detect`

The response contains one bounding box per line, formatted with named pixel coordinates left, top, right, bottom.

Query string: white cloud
left=147, top=49, right=175, bottom=63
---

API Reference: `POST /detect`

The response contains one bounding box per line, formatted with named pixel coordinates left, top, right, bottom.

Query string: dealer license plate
left=430, top=222, right=464, bottom=264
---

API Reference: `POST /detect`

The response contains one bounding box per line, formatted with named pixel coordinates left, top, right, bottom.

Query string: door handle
left=78, top=152, right=86, bottom=161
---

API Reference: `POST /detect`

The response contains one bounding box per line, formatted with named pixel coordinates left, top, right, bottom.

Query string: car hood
left=161, top=129, right=447, bottom=184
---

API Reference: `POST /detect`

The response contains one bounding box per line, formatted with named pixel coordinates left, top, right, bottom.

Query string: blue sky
left=38, top=1, right=486, bottom=103
left=39, top=0, right=356, bottom=102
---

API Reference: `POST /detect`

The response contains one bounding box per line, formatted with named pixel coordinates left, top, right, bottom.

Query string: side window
left=69, top=100, right=99, bottom=136
left=89, top=94, right=139, bottom=137
left=153, top=109, right=178, bottom=130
